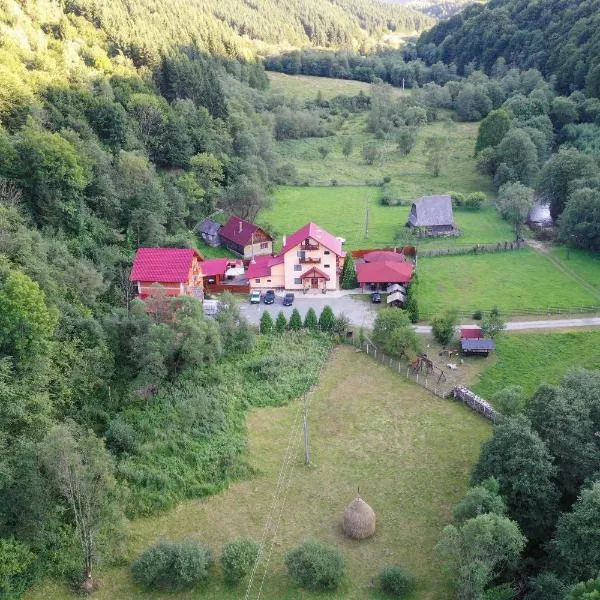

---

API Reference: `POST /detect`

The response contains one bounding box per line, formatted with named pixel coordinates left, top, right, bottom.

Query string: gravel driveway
left=240, top=293, right=377, bottom=329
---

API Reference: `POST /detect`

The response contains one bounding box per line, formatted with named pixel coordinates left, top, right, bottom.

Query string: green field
left=27, top=346, right=491, bottom=600
left=548, top=247, right=600, bottom=290
left=473, top=330, right=600, bottom=399
left=261, top=187, right=514, bottom=251
left=417, top=248, right=600, bottom=316
left=277, top=115, right=492, bottom=194
left=268, top=72, right=406, bottom=101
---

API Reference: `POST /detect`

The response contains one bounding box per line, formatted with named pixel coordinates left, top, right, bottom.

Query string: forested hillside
left=384, top=0, right=478, bottom=19
left=60, top=0, right=433, bottom=65
left=417, top=0, right=600, bottom=96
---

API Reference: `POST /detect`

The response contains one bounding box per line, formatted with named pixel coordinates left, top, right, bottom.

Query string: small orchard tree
left=431, top=309, right=458, bottom=345
left=425, top=135, right=449, bottom=177
left=491, top=385, right=525, bottom=417
left=289, top=308, right=302, bottom=331
left=341, top=254, right=358, bottom=290
left=362, top=141, right=383, bottom=165
left=303, top=308, right=318, bottom=331
left=342, top=137, right=354, bottom=158
left=496, top=182, right=534, bottom=238
left=318, top=306, right=335, bottom=332
left=220, top=537, right=259, bottom=584
left=260, top=311, right=274, bottom=334
left=285, top=539, right=345, bottom=591
left=318, top=146, right=329, bottom=159
left=373, top=310, right=421, bottom=359
left=275, top=311, right=287, bottom=333
left=396, top=126, right=418, bottom=156
left=481, top=306, right=505, bottom=339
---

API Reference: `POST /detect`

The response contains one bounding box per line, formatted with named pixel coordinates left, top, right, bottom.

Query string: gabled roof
left=219, top=216, right=272, bottom=246
left=200, top=219, right=222, bottom=235
left=246, top=254, right=283, bottom=279
left=408, top=195, right=454, bottom=227
left=387, top=291, right=406, bottom=304
left=281, top=222, right=345, bottom=257
left=460, top=326, right=482, bottom=339
left=356, top=261, right=414, bottom=284
left=300, top=266, right=330, bottom=280
left=363, top=250, right=405, bottom=263
left=201, top=258, right=229, bottom=277
left=130, top=248, right=202, bottom=283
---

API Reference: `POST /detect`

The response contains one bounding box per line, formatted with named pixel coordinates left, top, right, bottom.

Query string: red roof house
left=363, top=250, right=405, bottom=263
left=356, top=261, right=414, bottom=287
left=460, top=326, right=483, bottom=339
left=280, top=222, right=346, bottom=258
left=219, top=216, right=273, bottom=259
left=130, top=248, right=204, bottom=300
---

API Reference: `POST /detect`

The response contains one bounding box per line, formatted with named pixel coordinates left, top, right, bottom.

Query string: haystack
left=343, top=496, right=376, bottom=539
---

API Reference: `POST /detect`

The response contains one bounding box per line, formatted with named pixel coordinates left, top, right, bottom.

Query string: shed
left=342, top=496, right=376, bottom=540
left=386, top=283, right=406, bottom=295
left=199, top=219, right=223, bottom=247
left=386, top=291, right=406, bottom=307
left=461, top=338, right=495, bottom=356
left=460, top=326, right=482, bottom=340
left=407, top=195, right=456, bottom=234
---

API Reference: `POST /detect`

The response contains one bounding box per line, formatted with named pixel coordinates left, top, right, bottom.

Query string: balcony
left=299, top=256, right=321, bottom=264
left=301, top=242, right=319, bottom=251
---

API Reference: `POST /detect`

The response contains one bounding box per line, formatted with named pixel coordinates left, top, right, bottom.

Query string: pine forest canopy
left=417, top=0, right=600, bottom=96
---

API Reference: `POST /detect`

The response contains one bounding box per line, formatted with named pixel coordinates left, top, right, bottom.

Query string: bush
left=472, top=309, right=483, bottom=320
left=105, top=419, right=138, bottom=455
left=0, top=538, right=36, bottom=599
left=220, top=537, right=259, bottom=584
left=285, top=539, right=345, bottom=591
left=450, top=192, right=465, bottom=207
left=431, top=309, right=459, bottom=345
left=131, top=539, right=213, bottom=591
left=465, top=192, right=486, bottom=210
left=379, top=565, right=414, bottom=598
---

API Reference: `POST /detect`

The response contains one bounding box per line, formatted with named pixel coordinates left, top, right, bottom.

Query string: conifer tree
left=341, top=254, right=358, bottom=290
left=289, top=308, right=302, bottom=331
left=260, top=311, right=274, bottom=334
left=303, top=308, right=318, bottom=331
left=318, top=306, right=335, bottom=332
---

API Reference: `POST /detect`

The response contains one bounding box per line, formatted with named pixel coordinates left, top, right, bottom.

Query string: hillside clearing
left=27, top=345, right=491, bottom=600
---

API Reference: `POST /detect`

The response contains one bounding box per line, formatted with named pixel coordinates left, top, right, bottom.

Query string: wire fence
left=418, top=305, right=600, bottom=320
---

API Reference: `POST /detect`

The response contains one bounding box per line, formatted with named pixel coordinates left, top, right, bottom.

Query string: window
left=267, top=279, right=271, bottom=282
left=297, top=251, right=302, bottom=257
left=255, top=279, right=260, bottom=283
left=294, top=278, right=302, bottom=285
left=207, top=277, right=216, bottom=284
left=324, top=250, right=330, bottom=255
left=294, top=264, right=301, bottom=271
left=260, top=242, right=269, bottom=249
left=324, top=264, right=330, bottom=269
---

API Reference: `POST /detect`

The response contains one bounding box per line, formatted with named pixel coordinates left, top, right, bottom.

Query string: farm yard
left=473, top=330, right=600, bottom=399
left=26, top=346, right=491, bottom=600
left=416, top=248, right=600, bottom=317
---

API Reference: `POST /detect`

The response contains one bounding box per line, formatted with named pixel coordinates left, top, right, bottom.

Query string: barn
left=407, top=195, right=457, bottom=235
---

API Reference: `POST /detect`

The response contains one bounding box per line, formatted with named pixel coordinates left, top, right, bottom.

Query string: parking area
left=240, top=292, right=377, bottom=329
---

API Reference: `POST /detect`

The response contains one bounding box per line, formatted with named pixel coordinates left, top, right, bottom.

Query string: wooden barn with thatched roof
left=343, top=496, right=376, bottom=540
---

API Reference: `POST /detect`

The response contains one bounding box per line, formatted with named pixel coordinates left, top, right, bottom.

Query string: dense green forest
left=417, top=0, right=600, bottom=96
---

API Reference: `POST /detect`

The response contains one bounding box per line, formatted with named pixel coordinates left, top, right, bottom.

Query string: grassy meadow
left=473, top=330, right=600, bottom=399
left=27, top=346, right=491, bottom=600
left=416, top=248, right=600, bottom=316
left=547, top=247, right=600, bottom=291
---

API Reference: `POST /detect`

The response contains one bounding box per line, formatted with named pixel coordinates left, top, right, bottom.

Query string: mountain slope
left=417, top=0, right=600, bottom=95
left=62, top=0, right=434, bottom=66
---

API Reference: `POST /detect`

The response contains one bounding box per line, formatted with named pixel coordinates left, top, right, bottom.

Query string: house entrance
left=311, top=278, right=319, bottom=289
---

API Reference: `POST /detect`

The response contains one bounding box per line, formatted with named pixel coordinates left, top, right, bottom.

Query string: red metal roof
left=363, top=250, right=405, bottom=263
left=356, top=261, right=414, bottom=284
left=300, top=266, right=330, bottom=281
left=200, top=258, right=229, bottom=277
left=130, top=248, right=202, bottom=283
left=219, top=216, right=271, bottom=246
left=281, top=222, right=345, bottom=257
left=246, top=254, right=283, bottom=279
left=460, top=327, right=483, bottom=339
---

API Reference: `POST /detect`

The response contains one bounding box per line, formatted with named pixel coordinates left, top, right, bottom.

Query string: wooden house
left=407, top=195, right=457, bottom=235
left=199, top=219, right=223, bottom=247
left=130, top=248, right=204, bottom=300
left=219, top=216, right=273, bottom=259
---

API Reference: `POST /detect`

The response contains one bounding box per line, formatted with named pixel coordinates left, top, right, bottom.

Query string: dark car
left=263, top=290, right=275, bottom=304
left=283, top=293, right=295, bottom=306
left=371, top=292, right=382, bottom=304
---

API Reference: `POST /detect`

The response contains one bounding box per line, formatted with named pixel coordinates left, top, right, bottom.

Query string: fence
left=418, top=305, right=600, bottom=320
left=452, top=386, right=498, bottom=421
left=418, top=240, right=526, bottom=258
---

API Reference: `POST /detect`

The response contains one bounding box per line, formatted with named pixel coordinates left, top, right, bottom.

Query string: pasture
left=547, top=247, right=600, bottom=291
left=473, top=330, right=600, bottom=399
left=261, top=186, right=514, bottom=251
left=27, top=346, right=491, bottom=600
left=416, top=248, right=600, bottom=317
left=276, top=115, right=492, bottom=195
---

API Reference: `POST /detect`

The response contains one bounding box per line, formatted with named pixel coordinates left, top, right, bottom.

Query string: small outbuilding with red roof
left=130, top=247, right=204, bottom=300
left=219, top=216, right=273, bottom=259
left=356, top=261, right=414, bottom=290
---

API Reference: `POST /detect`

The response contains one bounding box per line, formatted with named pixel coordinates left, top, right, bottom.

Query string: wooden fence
left=452, top=386, right=498, bottom=421
left=418, top=240, right=526, bottom=258
left=418, top=305, right=600, bottom=320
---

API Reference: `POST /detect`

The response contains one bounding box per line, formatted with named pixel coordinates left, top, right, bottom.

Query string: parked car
left=371, top=292, right=382, bottom=304
left=250, top=290, right=261, bottom=304
left=283, top=293, right=295, bottom=306
left=264, top=290, right=275, bottom=304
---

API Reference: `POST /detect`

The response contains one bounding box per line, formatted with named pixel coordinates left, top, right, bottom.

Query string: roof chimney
left=239, top=220, right=243, bottom=233
left=282, top=234, right=287, bottom=247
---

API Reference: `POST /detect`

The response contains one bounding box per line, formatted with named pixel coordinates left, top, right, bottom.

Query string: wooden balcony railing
left=299, top=256, right=321, bottom=264
left=301, top=242, right=319, bottom=251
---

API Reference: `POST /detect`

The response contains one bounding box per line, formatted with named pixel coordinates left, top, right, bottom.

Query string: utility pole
left=402, top=77, right=405, bottom=91
left=364, top=196, right=369, bottom=239
left=303, top=393, right=310, bottom=466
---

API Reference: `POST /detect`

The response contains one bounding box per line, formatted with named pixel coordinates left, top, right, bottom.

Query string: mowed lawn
left=473, top=330, right=600, bottom=399
left=547, top=247, right=600, bottom=291
left=417, top=248, right=600, bottom=316
left=268, top=72, right=406, bottom=101
left=27, top=346, right=491, bottom=600
left=276, top=114, right=492, bottom=195
left=261, top=187, right=513, bottom=251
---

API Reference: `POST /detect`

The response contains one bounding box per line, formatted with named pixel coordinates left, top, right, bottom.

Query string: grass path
left=27, top=346, right=491, bottom=600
